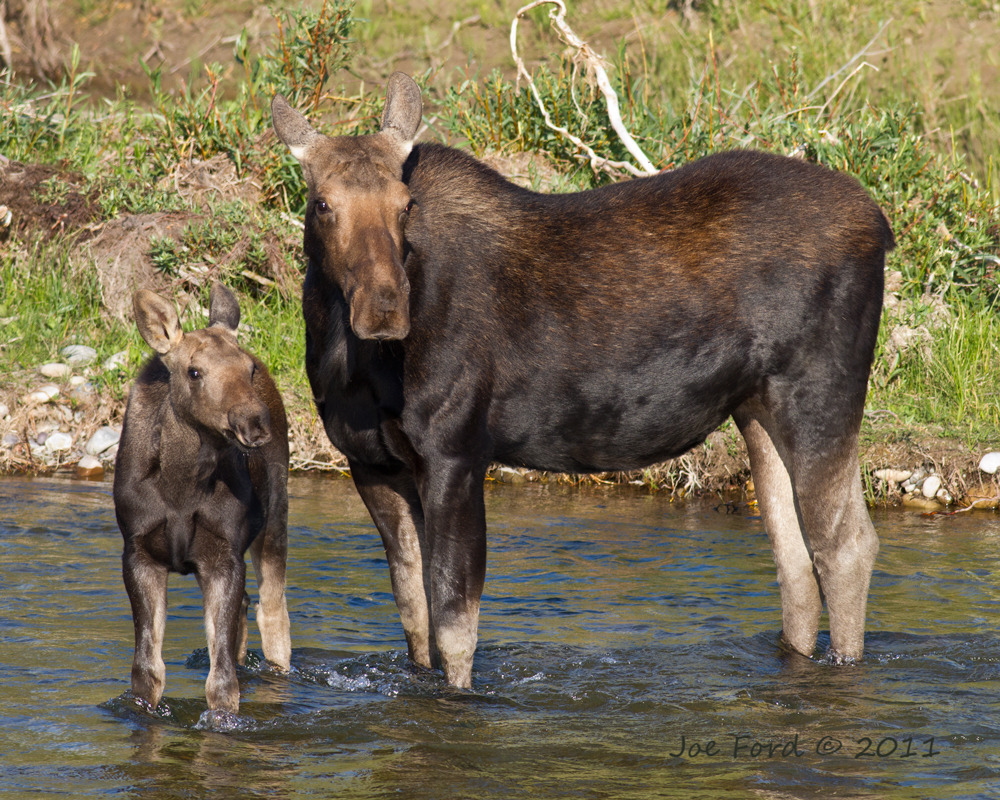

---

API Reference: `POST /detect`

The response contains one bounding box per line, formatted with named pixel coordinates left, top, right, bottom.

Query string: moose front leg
left=198, top=555, right=247, bottom=712
left=420, top=460, right=488, bottom=689
left=123, top=549, right=169, bottom=709
left=350, top=460, right=435, bottom=670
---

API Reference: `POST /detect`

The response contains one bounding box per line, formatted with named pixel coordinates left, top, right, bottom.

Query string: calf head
left=271, top=73, right=422, bottom=340
left=133, top=283, right=272, bottom=449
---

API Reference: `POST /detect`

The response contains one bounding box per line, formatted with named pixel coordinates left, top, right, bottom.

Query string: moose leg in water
left=121, top=549, right=168, bottom=709
left=350, top=460, right=435, bottom=669
left=272, top=73, right=893, bottom=688
left=114, top=283, right=291, bottom=713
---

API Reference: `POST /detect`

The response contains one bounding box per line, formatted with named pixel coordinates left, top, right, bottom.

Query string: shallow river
left=2, top=474, right=999, bottom=799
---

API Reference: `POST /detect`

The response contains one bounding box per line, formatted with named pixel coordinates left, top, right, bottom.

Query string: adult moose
left=272, top=72, right=893, bottom=689
left=114, top=283, right=291, bottom=714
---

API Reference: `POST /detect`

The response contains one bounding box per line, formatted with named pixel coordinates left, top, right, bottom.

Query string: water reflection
left=1, top=475, right=1000, bottom=799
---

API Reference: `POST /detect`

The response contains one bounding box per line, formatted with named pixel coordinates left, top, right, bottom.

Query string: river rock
left=103, top=351, right=129, bottom=371
left=920, top=474, right=942, bottom=499
left=902, top=493, right=940, bottom=511
left=85, top=426, right=121, bottom=456
left=39, top=362, right=71, bottom=378
left=45, top=431, right=73, bottom=453
left=962, top=492, right=1000, bottom=510
left=2, top=433, right=19, bottom=447
left=0, top=403, right=8, bottom=418
left=60, top=344, right=98, bottom=366
left=874, top=468, right=912, bottom=484
left=26, top=384, right=60, bottom=403
left=979, top=452, right=1000, bottom=475
left=76, top=454, right=104, bottom=478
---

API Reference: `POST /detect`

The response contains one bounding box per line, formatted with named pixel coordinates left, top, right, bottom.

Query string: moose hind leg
left=734, top=400, right=822, bottom=657
left=794, top=451, right=878, bottom=663
left=250, top=519, right=291, bottom=671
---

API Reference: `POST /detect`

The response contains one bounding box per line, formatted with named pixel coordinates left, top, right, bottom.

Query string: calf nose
left=374, top=283, right=403, bottom=312
left=229, top=406, right=271, bottom=449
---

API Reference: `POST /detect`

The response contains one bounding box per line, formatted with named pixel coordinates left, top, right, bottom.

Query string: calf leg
left=198, top=556, right=247, bottom=712
left=734, top=399, right=822, bottom=657
left=351, top=460, right=435, bottom=670
left=237, top=591, right=250, bottom=666
left=249, top=513, right=291, bottom=671
left=123, top=549, right=169, bottom=708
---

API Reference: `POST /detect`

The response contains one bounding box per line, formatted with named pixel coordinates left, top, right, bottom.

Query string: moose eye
left=315, top=199, right=332, bottom=215
left=188, top=367, right=201, bottom=381
left=400, top=199, right=414, bottom=223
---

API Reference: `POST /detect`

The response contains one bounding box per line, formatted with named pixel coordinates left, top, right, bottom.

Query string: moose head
left=271, top=74, right=422, bottom=340
left=133, top=282, right=272, bottom=450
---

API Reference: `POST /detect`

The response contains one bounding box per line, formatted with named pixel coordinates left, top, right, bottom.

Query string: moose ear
left=208, top=282, right=240, bottom=333
left=380, top=72, right=422, bottom=155
left=271, top=94, right=322, bottom=163
left=134, top=289, right=183, bottom=355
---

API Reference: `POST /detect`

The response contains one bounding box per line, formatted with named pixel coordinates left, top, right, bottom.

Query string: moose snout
left=229, top=404, right=272, bottom=449
left=351, top=280, right=411, bottom=340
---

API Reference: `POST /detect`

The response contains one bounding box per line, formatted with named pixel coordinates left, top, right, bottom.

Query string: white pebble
left=26, top=385, right=59, bottom=403
left=936, top=488, right=953, bottom=505
left=45, top=431, right=74, bottom=452
left=85, top=426, right=121, bottom=456
left=103, top=351, right=129, bottom=371
left=921, top=474, right=942, bottom=499
left=69, top=375, right=87, bottom=387
left=874, top=468, right=912, bottom=484
left=60, top=344, right=98, bottom=366
left=979, top=452, right=1000, bottom=475
left=76, top=454, right=104, bottom=476
left=0, top=403, right=8, bottom=418
left=39, top=362, right=71, bottom=378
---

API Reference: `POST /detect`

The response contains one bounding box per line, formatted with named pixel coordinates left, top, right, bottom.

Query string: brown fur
left=113, top=283, right=291, bottom=713
left=273, top=74, right=892, bottom=688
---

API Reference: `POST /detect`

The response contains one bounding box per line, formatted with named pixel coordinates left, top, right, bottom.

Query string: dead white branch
left=510, top=0, right=658, bottom=177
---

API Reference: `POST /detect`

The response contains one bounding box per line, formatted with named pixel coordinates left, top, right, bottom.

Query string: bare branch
left=510, top=0, right=658, bottom=178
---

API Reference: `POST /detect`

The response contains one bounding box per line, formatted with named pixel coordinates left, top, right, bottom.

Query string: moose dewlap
left=272, top=72, right=894, bottom=688
left=113, top=282, right=291, bottom=714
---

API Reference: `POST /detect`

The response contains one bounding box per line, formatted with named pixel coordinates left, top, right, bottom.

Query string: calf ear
left=134, top=290, right=183, bottom=355
left=380, top=72, right=422, bottom=155
left=208, top=282, right=240, bottom=333
left=271, top=94, right=321, bottom=163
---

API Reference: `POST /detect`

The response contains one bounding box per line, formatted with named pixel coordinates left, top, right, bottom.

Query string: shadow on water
left=2, top=475, right=1000, bottom=798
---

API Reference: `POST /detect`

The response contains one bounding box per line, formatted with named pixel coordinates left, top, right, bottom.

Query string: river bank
left=1, top=0, right=998, bottom=510
left=3, top=341, right=999, bottom=511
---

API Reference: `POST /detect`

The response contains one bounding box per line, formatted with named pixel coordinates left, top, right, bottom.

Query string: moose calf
left=114, top=283, right=291, bottom=713
left=273, top=73, right=894, bottom=688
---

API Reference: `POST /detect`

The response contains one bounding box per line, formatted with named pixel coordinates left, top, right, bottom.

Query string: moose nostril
left=230, top=409, right=271, bottom=448
left=374, top=285, right=401, bottom=312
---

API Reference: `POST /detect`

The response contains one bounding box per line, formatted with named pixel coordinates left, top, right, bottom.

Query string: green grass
left=870, top=299, right=1000, bottom=436
left=1, top=0, right=999, bottom=476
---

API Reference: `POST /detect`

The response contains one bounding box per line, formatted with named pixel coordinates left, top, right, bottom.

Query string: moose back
left=272, top=73, right=894, bottom=688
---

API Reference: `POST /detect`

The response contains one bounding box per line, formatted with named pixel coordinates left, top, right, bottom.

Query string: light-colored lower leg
left=736, top=401, right=822, bottom=657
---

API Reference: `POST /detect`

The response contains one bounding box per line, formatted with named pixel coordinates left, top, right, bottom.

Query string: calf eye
left=188, top=367, right=201, bottom=380
left=316, top=199, right=331, bottom=215
left=400, top=199, right=414, bottom=223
